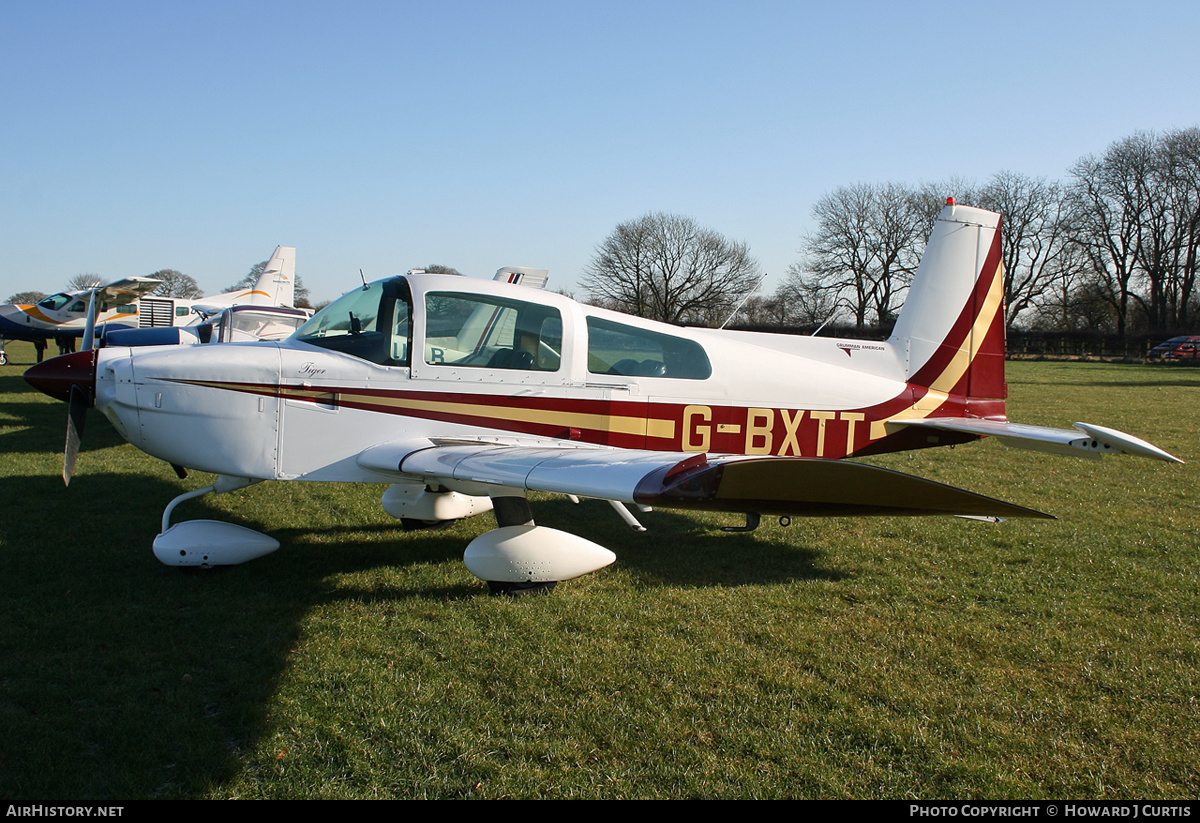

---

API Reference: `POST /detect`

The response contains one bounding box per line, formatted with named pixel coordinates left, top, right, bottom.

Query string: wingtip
left=1072, top=422, right=1184, bottom=464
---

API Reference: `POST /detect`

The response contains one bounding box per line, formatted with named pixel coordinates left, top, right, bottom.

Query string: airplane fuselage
left=92, top=272, right=993, bottom=486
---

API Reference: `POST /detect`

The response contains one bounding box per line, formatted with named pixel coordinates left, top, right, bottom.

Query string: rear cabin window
left=586, top=316, right=711, bottom=379
left=424, top=293, right=562, bottom=371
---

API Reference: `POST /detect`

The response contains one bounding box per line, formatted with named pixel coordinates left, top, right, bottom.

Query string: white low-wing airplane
left=25, top=203, right=1182, bottom=593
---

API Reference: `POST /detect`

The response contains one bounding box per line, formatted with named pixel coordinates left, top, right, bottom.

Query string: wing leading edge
left=357, top=441, right=1053, bottom=520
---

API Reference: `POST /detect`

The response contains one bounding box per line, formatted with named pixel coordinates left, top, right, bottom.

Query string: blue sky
left=3, top=0, right=1197, bottom=306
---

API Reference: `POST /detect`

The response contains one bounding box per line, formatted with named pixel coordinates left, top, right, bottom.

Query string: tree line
left=582, top=127, right=1200, bottom=338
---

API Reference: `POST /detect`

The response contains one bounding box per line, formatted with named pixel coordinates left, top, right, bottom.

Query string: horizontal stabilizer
left=897, top=418, right=1183, bottom=463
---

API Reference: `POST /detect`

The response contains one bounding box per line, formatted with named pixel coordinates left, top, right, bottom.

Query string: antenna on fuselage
left=718, top=271, right=769, bottom=330
left=811, top=314, right=835, bottom=337
left=810, top=298, right=854, bottom=337
left=359, top=269, right=369, bottom=290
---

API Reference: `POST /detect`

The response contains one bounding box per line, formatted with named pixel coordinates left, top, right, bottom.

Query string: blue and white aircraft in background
left=0, top=246, right=297, bottom=364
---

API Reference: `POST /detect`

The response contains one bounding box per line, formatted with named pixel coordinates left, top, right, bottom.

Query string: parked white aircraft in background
left=0, top=246, right=297, bottom=363
left=25, top=205, right=1182, bottom=594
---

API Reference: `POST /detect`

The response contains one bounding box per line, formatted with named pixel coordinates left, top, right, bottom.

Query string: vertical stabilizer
left=248, top=246, right=296, bottom=306
left=889, top=202, right=1006, bottom=403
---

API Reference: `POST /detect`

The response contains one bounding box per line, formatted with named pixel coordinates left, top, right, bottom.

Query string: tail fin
left=889, top=201, right=1006, bottom=406
left=248, top=246, right=296, bottom=307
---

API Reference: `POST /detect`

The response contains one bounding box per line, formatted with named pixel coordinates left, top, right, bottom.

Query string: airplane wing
left=357, top=440, right=1053, bottom=520
left=96, top=277, right=163, bottom=301
left=894, top=418, right=1183, bottom=463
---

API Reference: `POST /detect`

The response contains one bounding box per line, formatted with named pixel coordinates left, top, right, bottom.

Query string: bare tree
left=581, top=213, right=761, bottom=326
left=975, top=172, right=1082, bottom=328
left=148, top=269, right=203, bottom=299
left=729, top=294, right=788, bottom=327
left=794, top=183, right=926, bottom=331
left=422, top=264, right=464, bottom=276
left=66, top=273, right=103, bottom=291
left=1065, top=129, right=1200, bottom=334
left=770, top=269, right=849, bottom=328
left=1158, top=127, right=1200, bottom=328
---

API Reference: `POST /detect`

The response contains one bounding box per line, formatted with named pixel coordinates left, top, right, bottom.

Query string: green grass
left=1, top=340, right=1197, bottom=798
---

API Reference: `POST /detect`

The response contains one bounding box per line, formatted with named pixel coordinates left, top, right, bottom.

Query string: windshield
left=37, top=293, right=73, bottom=311
left=293, top=278, right=411, bottom=366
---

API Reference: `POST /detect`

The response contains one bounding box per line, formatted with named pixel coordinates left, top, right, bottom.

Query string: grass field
left=1, top=339, right=1197, bottom=799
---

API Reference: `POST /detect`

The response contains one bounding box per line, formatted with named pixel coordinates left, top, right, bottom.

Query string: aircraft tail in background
left=242, top=245, right=296, bottom=307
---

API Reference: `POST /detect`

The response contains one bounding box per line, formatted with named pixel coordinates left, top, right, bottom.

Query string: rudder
left=889, top=201, right=1006, bottom=407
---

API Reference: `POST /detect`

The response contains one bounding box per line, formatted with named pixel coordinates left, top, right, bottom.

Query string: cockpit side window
left=293, top=279, right=412, bottom=366
left=586, top=316, right=711, bottom=379
left=424, top=292, right=562, bottom=371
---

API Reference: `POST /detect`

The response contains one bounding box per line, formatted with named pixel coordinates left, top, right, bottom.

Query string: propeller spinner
left=24, top=349, right=98, bottom=404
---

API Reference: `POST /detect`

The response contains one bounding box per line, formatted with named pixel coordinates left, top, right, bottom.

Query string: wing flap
left=359, top=440, right=702, bottom=501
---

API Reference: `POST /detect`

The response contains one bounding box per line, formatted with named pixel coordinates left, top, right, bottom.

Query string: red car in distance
left=1149, top=335, right=1200, bottom=359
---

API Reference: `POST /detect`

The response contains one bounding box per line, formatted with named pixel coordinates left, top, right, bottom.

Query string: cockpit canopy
left=293, top=275, right=711, bottom=380
left=37, top=293, right=78, bottom=311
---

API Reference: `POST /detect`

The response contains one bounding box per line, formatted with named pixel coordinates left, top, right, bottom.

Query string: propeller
left=25, top=291, right=100, bottom=485
left=25, top=350, right=98, bottom=485
left=64, top=384, right=88, bottom=484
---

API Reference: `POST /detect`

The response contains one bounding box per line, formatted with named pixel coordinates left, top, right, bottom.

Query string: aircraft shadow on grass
left=0, top=462, right=840, bottom=798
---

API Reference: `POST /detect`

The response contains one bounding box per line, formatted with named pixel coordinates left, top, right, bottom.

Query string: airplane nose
left=24, top=350, right=98, bottom=404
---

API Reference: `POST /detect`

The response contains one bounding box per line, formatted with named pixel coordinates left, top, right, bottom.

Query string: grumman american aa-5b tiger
left=25, top=202, right=1183, bottom=594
